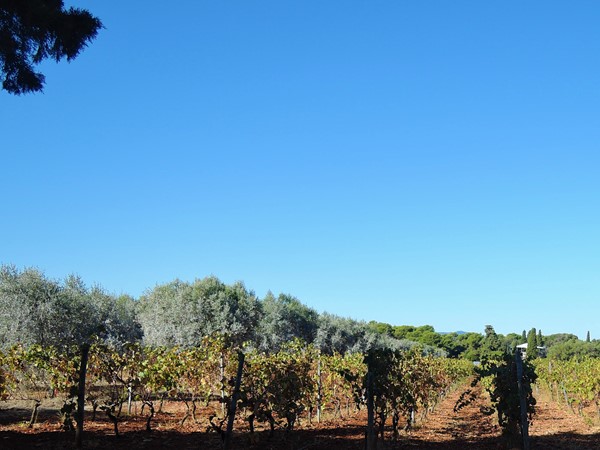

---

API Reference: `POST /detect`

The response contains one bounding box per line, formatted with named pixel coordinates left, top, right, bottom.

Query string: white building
left=516, top=343, right=547, bottom=358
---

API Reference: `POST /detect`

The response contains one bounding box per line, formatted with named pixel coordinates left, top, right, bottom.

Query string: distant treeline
left=0, top=265, right=597, bottom=359
left=366, top=322, right=600, bottom=360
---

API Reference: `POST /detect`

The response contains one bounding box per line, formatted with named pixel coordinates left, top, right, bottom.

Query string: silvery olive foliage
left=257, top=292, right=319, bottom=352
left=137, top=276, right=261, bottom=348
left=314, top=313, right=379, bottom=354
left=313, top=313, right=438, bottom=356
left=0, top=265, right=140, bottom=348
left=1, top=265, right=447, bottom=355
left=92, top=292, right=142, bottom=347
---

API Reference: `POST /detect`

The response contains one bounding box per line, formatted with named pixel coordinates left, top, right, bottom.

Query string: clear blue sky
left=2, top=1, right=599, bottom=339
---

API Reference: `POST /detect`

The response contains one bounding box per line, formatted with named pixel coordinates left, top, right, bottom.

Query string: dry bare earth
left=1, top=383, right=599, bottom=449
left=529, top=389, right=600, bottom=450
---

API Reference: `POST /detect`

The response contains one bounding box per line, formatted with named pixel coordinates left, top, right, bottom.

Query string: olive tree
left=314, top=313, right=379, bottom=354
left=0, top=266, right=94, bottom=347
left=138, top=276, right=261, bottom=348
left=0, top=266, right=140, bottom=348
left=257, top=292, right=319, bottom=352
left=0, top=265, right=137, bottom=447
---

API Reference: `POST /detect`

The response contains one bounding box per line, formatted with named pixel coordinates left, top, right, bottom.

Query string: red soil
left=1, top=383, right=598, bottom=449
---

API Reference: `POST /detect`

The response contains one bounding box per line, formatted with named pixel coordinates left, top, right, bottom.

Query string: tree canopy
left=0, top=1, right=102, bottom=94
left=527, top=328, right=539, bottom=359
left=257, top=292, right=319, bottom=352
left=0, top=265, right=140, bottom=348
left=137, top=277, right=261, bottom=348
left=3, top=264, right=598, bottom=360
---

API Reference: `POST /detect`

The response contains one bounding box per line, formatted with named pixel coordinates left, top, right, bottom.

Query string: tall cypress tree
left=527, top=328, right=539, bottom=359
left=586, top=331, right=591, bottom=343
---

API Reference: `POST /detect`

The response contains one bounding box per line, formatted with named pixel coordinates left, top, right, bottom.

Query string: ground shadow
left=0, top=405, right=60, bottom=425
left=2, top=425, right=599, bottom=450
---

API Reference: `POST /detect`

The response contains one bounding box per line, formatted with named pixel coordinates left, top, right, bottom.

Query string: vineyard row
left=0, top=337, right=474, bottom=437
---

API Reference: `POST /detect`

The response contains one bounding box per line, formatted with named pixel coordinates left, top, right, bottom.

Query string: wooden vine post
left=515, top=350, right=530, bottom=450
left=366, top=367, right=376, bottom=450
left=316, top=354, right=322, bottom=423
left=224, top=351, right=245, bottom=450
left=220, top=352, right=226, bottom=416
left=76, top=343, right=90, bottom=448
